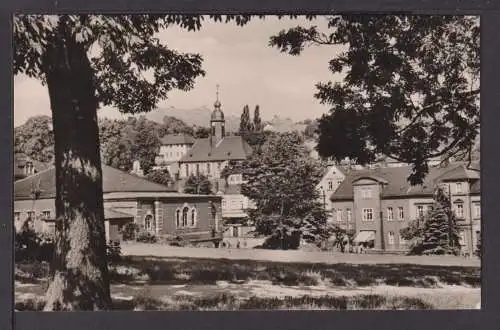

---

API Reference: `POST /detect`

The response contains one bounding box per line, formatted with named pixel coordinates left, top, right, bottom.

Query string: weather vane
left=216, top=84, right=220, bottom=102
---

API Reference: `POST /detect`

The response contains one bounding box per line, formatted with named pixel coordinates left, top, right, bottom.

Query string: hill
left=145, top=106, right=241, bottom=133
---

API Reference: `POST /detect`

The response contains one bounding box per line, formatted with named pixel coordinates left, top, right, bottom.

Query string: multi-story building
left=154, top=134, right=196, bottom=174
left=171, top=89, right=255, bottom=223
left=316, top=162, right=348, bottom=222
left=329, top=163, right=480, bottom=253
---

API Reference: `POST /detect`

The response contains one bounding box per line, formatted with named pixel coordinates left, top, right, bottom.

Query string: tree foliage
left=400, top=188, right=461, bottom=255
left=269, top=15, right=480, bottom=184
left=253, top=105, right=263, bottom=132
left=13, top=14, right=224, bottom=311
left=230, top=132, right=328, bottom=248
left=239, top=104, right=253, bottom=134
left=145, top=167, right=172, bottom=186
left=183, top=174, right=213, bottom=195
left=14, top=115, right=54, bottom=163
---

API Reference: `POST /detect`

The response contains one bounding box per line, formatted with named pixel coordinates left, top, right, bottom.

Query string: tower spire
left=214, top=84, right=221, bottom=109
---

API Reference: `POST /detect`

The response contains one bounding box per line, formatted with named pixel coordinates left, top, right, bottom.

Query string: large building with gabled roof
left=329, top=162, right=480, bottom=254
left=14, top=165, right=223, bottom=245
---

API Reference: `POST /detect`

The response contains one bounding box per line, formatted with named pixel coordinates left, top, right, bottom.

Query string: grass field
left=15, top=250, right=481, bottom=311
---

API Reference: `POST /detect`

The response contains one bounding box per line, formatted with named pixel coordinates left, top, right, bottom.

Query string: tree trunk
left=42, top=21, right=112, bottom=311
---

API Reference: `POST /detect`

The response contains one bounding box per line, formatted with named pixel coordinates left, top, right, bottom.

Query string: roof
left=179, top=136, right=252, bottom=163
left=160, top=134, right=195, bottom=146
left=330, top=162, right=480, bottom=201
left=14, top=165, right=176, bottom=200
left=435, top=165, right=480, bottom=182
left=104, top=208, right=134, bottom=220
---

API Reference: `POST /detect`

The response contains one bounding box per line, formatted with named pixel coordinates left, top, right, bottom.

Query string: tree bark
left=41, top=21, right=112, bottom=311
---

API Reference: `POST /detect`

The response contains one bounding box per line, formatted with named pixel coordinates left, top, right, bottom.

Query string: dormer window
left=456, top=182, right=463, bottom=194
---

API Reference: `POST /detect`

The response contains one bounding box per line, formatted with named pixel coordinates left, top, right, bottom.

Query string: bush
left=107, top=240, right=122, bottom=262
left=15, top=227, right=54, bottom=262
left=122, top=223, right=139, bottom=241
left=136, top=231, right=158, bottom=243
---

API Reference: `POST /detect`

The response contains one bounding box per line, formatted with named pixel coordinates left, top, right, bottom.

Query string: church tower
left=210, top=84, right=225, bottom=147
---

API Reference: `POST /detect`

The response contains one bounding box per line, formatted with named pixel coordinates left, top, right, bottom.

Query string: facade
left=14, top=153, right=49, bottom=181
left=316, top=163, right=347, bottom=222
left=14, top=165, right=223, bottom=245
left=154, top=134, right=196, bottom=174
left=172, top=91, right=255, bottom=222
left=330, top=163, right=480, bottom=253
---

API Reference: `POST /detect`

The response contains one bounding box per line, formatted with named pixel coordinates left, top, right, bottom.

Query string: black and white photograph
left=13, top=14, right=480, bottom=311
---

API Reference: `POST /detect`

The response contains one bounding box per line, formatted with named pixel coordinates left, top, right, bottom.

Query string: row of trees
left=15, top=114, right=212, bottom=177
left=239, top=105, right=266, bottom=149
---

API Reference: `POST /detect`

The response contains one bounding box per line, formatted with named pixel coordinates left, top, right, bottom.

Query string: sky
left=14, top=16, right=345, bottom=126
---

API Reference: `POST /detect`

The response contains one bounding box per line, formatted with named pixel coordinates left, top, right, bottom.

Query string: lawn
left=15, top=254, right=481, bottom=311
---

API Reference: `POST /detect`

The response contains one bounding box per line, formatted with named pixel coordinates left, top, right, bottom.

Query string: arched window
left=176, top=209, right=181, bottom=227
left=182, top=207, right=189, bottom=227
left=144, top=214, right=154, bottom=232
left=191, top=208, right=197, bottom=226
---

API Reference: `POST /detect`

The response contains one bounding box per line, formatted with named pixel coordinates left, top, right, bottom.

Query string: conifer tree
left=253, top=105, right=263, bottom=132
left=400, top=187, right=461, bottom=255
left=239, top=105, right=252, bottom=134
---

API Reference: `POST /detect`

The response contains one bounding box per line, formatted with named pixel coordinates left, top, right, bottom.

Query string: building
left=154, top=133, right=196, bottom=174
left=329, top=163, right=480, bottom=253
left=14, top=165, right=223, bottom=245
left=316, top=163, right=348, bottom=222
left=173, top=88, right=255, bottom=222
left=14, top=153, right=50, bottom=181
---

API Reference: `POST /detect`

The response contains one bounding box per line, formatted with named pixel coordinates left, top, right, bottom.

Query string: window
left=191, top=208, right=197, bottom=226
left=337, top=209, right=343, bottom=222
left=387, top=207, right=394, bottom=221
left=456, top=203, right=464, bottom=218
left=427, top=205, right=434, bottom=213
left=144, top=214, right=154, bottom=232
left=459, top=231, right=466, bottom=246
left=456, top=182, right=463, bottom=194
left=347, top=209, right=352, bottom=222
left=388, top=232, right=395, bottom=245
left=474, top=204, right=481, bottom=218
left=25, top=162, right=34, bottom=176
left=41, top=211, right=51, bottom=219
left=182, top=207, right=189, bottom=226
left=398, top=207, right=404, bottom=221
left=207, top=163, right=211, bottom=175
left=361, top=188, right=372, bottom=199
left=196, top=164, right=200, bottom=176
left=331, top=209, right=336, bottom=221
left=362, top=208, right=373, bottom=221
left=328, top=181, right=333, bottom=191
left=176, top=209, right=181, bottom=227
left=185, top=164, right=189, bottom=177
left=14, top=211, right=20, bottom=222
left=222, top=200, right=227, bottom=209
left=27, top=211, right=35, bottom=219
left=417, top=205, right=424, bottom=218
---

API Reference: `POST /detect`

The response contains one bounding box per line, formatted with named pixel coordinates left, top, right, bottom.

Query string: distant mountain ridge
left=145, top=106, right=241, bottom=133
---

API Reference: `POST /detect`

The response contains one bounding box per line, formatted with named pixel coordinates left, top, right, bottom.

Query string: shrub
left=122, top=223, right=139, bottom=241
left=15, top=227, right=54, bottom=262
left=136, top=231, right=158, bottom=243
